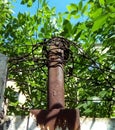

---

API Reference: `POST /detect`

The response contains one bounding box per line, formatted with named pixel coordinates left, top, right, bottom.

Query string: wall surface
left=0, top=53, right=8, bottom=113
left=0, top=116, right=114, bottom=130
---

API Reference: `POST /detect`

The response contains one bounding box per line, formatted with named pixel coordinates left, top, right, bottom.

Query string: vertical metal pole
left=31, top=37, right=80, bottom=130
left=48, top=37, right=65, bottom=109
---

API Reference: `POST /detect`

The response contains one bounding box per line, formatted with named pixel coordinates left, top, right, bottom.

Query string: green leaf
left=42, top=0, right=47, bottom=6
left=27, top=0, right=33, bottom=7
left=85, top=108, right=92, bottom=114
left=72, top=14, right=80, bottom=19
left=106, top=0, right=115, bottom=4
left=21, top=0, right=26, bottom=4
left=109, top=13, right=115, bottom=18
left=61, top=19, right=72, bottom=37
left=99, top=0, right=105, bottom=6
left=109, top=5, right=115, bottom=13
left=74, top=31, right=82, bottom=41
left=78, top=1, right=82, bottom=10
left=71, top=10, right=78, bottom=15
left=90, top=8, right=102, bottom=19
left=99, top=91, right=107, bottom=98
left=92, top=15, right=108, bottom=32
left=63, top=19, right=72, bottom=31
left=66, top=3, right=77, bottom=12
left=82, top=4, right=88, bottom=14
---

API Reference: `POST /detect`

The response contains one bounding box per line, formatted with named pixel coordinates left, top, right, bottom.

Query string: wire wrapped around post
left=30, top=37, right=80, bottom=130
left=47, top=37, right=69, bottom=109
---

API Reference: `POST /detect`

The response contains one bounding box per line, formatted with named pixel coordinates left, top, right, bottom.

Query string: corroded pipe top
left=47, top=37, right=69, bottom=110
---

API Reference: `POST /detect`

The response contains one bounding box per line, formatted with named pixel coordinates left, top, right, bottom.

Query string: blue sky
left=11, top=0, right=88, bottom=24
left=11, top=0, right=80, bottom=16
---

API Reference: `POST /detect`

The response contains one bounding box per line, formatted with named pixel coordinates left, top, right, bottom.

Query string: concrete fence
left=1, top=116, right=115, bottom=130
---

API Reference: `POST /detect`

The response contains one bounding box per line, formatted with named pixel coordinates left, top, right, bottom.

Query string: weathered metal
left=31, top=37, right=80, bottom=130
left=48, top=37, right=65, bottom=109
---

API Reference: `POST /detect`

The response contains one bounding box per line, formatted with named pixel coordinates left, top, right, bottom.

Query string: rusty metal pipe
left=30, top=37, right=80, bottom=130
left=48, top=38, right=65, bottom=109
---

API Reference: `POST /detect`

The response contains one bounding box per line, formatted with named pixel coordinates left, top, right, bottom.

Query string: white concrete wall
left=1, top=116, right=114, bottom=130
left=80, top=117, right=115, bottom=130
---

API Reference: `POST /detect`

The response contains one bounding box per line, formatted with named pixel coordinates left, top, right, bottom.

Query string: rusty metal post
left=31, top=37, right=80, bottom=130
left=48, top=37, right=65, bottom=109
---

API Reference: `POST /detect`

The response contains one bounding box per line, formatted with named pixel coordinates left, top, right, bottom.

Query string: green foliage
left=21, top=0, right=36, bottom=7
left=0, top=0, right=114, bottom=117
left=0, top=0, right=12, bottom=29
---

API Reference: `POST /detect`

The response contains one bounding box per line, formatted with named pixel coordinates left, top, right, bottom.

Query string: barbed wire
left=5, top=37, right=114, bottom=109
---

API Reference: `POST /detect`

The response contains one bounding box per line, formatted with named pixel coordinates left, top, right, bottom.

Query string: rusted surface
left=31, top=109, right=80, bottom=130
left=31, top=37, right=80, bottom=130
left=48, top=37, right=65, bottom=109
